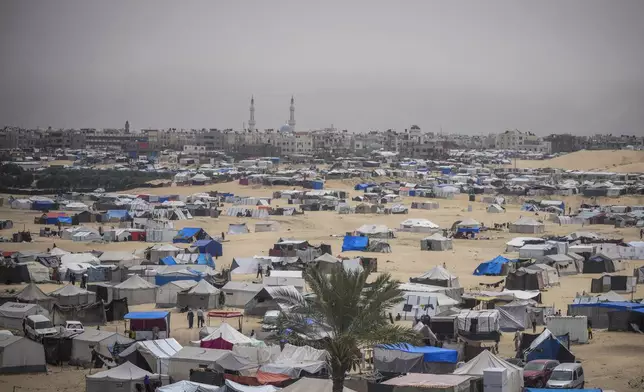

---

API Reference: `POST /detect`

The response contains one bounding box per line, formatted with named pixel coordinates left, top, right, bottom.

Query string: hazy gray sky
left=1, top=1, right=643, bottom=135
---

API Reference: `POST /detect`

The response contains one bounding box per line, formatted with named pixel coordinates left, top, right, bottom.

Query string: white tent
left=50, top=284, right=97, bottom=306
left=168, top=347, right=255, bottom=381
left=255, top=221, right=279, bottom=232
left=86, top=361, right=169, bottom=392
left=118, top=339, right=183, bottom=374
left=456, top=310, right=500, bottom=334
left=263, top=271, right=305, bottom=291
left=65, top=202, right=89, bottom=211
left=0, top=302, right=49, bottom=330
left=420, top=233, right=453, bottom=251
left=71, top=330, right=134, bottom=365
left=410, top=266, right=460, bottom=288
left=399, top=219, right=440, bottom=233
left=99, top=251, right=143, bottom=267
left=525, top=264, right=560, bottom=286
left=176, top=280, right=221, bottom=310
left=149, top=244, right=182, bottom=264
left=158, top=381, right=221, bottom=392
left=49, top=247, right=71, bottom=256
left=453, top=350, right=523, bottom=392
left=355, top=224, right=393, bottom=238
left=112, top=275, right=158, bottom=305
left=10, top=198, right=32, bottom=209
left=505, top=237, right=543, bottom=252
left=487, top=204, right=505, bottom=213
left=197, top=322, right=264, bottom=347
left=72, top=230, right=102, bottom=242
left=0, top=335, right=47, bottom=374
left=230, top=257, right=273, bottom=275
left=228, top=223, right=250, bottom=235
left=510, top=217, right=545, bottom=234
left=61, top=252, right=100, bottom=266
left=221, top=282, right=264, bottom=308
left=259, top=344, right=328, bottom=378
left=156, top=280, right=198, bottom=308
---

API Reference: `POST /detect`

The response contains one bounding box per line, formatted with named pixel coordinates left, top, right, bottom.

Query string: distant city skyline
left=1, top=1, right=643, bottom=135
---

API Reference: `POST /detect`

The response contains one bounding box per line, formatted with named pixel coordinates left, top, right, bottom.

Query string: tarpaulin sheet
left=174, top=227, right=202, bottom=242
left=379, top=343, right=458, bottom=363
left=342, top=236, right=368, bottom=252
left=474, top=255, right=512, bottom=276
left=160, top=256, right=177, bottom=265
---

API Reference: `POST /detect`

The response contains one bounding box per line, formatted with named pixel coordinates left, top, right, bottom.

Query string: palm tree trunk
left=331, top=364, right=348, bottom=392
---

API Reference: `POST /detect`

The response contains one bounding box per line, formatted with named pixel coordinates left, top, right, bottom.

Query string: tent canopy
left=474, top=255, right=513, bottom=276
left=379, top=343, right=457, bottom=363
left=341, top=236, right=369, bottom=252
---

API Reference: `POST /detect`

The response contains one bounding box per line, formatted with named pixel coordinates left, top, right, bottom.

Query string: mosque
left=247, top=96, right=296, bottom=133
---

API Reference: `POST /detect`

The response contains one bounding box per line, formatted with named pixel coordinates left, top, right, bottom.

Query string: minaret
left=248, top=96, right=256, bottom=131
left=288, top=95, right=296, bottom=130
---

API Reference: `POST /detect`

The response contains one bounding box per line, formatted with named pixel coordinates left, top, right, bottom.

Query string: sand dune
left=511, top=150, right=644, bottom=172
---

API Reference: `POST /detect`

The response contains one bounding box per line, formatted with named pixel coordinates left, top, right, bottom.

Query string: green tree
left=274, top=268, right=421, bottom=392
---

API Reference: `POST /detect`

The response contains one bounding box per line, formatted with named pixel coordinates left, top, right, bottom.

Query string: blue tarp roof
left=57, top=217, right=72, bottom=224
left=342, top=236, right=369, bottom=252
left=174, top=227, right=202, bottom=242
left=474, top=255, right=513, bottom=276
left=124, top=311, right=169, bottom=320
left=193, top=239, right=215, bottom=247
left=380, top=343, right=458, bottom=364
left=160, top=256, right=177, bottom=265
left=570, top=301, right=644, bottom=310
left=106, top=210, right=129, bottom=219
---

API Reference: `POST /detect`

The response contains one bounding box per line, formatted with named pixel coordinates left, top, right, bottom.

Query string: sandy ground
left=2, top=157, right=644, bottom=391
left=509, top=149, right=644, bottom=172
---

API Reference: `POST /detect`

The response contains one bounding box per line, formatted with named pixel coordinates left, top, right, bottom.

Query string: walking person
left=187, top=308, right=194, bottom=329
left=197, top=308, right=204, bottom=328
left=532, top=318, right=537, bottom=334
left=587, top=319, right=593, bottom=340
left=221, top=232, right=225, bottom=241
left=256, top=265, right=263, bottom=279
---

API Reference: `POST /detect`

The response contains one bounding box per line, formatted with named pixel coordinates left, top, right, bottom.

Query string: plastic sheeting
left=341, top=236, right=368, bottom=252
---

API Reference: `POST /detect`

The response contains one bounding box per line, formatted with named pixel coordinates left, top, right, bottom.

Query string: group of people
left=186, top=307, right=206, bottom=329
left=256, top=264, right=272, bottom=279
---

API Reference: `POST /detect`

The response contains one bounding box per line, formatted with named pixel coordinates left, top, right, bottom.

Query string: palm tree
left=272, top=267, right=421, bottom=392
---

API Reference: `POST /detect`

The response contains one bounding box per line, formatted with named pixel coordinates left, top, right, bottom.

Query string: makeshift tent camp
left=399, top=219, right=440, bottom=233
left=173, top=228, right=210, bottom=243
left=221, top=282, right=264, bottom=308
left=199, top=322, right=262, bottom=349
left=71, top=330, right=134, bottom=366
left=15, top=283, right=54, bottom=310
left=510, top=217, right=545, bottom=234
left=374, top=343, right=458, bottom=374
left=156, top=281, right=198, bottom=308
left=148, top=245, right=182, bottom=263
left=230, top=257, right=273, bottom=275
left=410, top=266, right=460, bottom=288
left=112, top=275, right=158, bottom=305
left=167, top=347, right=255, bottom=381
left=525, top=264, right=560, bottom=287
left=583, top=253, right=624, bottom=274
left=314, top=253, right=341, bottom=273
left=0, top=302, right=48, bottom=329
left=505, top=268, right=545, bottom=291
left=456, top=310, right=501, bottom=339
left=452, top=350, right=524, bottom=392
left=86, top=361, right=169, bottom=392
left=118, top=338, right=182, bottom=374
left=473, top=255, right=514, bottom=276
left=355, top=224, right=393, bottom=239
left=487, top=204, right=505, bottom=213
left=51, top=301, right=107, bottom=326
left=259, top=344, right=328, bottom=378
left=341, top=236, right=369, bottom=252
left=176, top=280, right=221, bottom=309
left=546, top=316, right=589, bottom=344
left=498, top=300, right=533, bottom=332
left=50, top=284, right=97, bottom=306
left=454, top=218, right=481, bottom=234
left=420, top=233, right=453, bottom=251
left=228, top=223, right=250, bottom=235
left=154, top=268, right=202, bottom=286
left=191, top=239, right=223, bottom=258
left=98, top=251, right=143, bottom=267
left=523, top=328, right=575, bottom=363
left=0, top=335, right=47, bottom=374
left=244, top=286, right=302, bottom=316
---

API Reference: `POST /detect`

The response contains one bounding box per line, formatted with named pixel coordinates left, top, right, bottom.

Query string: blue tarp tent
left=160, top=256, right=177, bottom=265
left=155, top=269, right=202, bottom=286
left=192, top=239, right=223, bottom=257
left=124, top=311, right=169, bottom=320
left=194, top=254, right=215, bottom=268
left=57, top=217, right=72, bottom=225
left=342, top=236, right=369, bottom=252
left=524, top=329, right=575, bottom=363
left=521, top=203, right=539, bottom=211
left=312, top=181, right=324, bottom=190
left=32, top=201, right=55, bottom=211
left=379, top=344, right=458, bottom=364
left=105, top=210, right=130, bottom=220
left=173, top=227, right=208, bottom=243
left=474, top=255, right=513, bottom=276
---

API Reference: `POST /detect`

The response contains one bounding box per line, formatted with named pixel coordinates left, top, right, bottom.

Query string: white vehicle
left=261, top=310, right=281, bottom=332
left=546, top=363, right=585, bottom=389
left=24, top=315, right=58, bottom=340
left=64, top=320, right=84, bottom=334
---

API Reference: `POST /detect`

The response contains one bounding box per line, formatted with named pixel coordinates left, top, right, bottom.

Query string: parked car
left=546, top=362, right=585, bottom=389
left=261, top=310, right=281, bottom=332
left=64, top=320, right=84, bottom=334
left=523, top=359, right=560, bottom=388
left=24, top=315, right=58, bottom=341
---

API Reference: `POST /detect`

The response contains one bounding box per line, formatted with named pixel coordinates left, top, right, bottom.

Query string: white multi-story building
left=495, top=129, right=551, bottom=153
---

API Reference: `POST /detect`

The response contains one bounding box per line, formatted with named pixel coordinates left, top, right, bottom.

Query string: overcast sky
left=1, top=1, right=643, bottom=135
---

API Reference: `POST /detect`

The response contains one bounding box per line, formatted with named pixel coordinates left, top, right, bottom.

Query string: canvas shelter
left=454, top=218, right=481, bottom=234
left=0, top=302, right=49, bottom=330
left=487, top=204, right=505, bottom=213
left=473, top=255, right=514, bottom=276
left=167, top=346, right=255, bottom=381
left=98, top=251, right=143, bottom=267
left=156, top=281, right=198, bottom=308
left=420, top=233, right=453, bottom=251
left=148, top=245, right=182, bottom=264
left=221, top=282, right=264, bottom=308
left=374, top=343, right=458, bottom=374
left=112, top=275, right=158, bottom=305
left=228, top=223, right=250, bottom=235
left=341, top=235, right=369, bottom=252
left=380, top=373, right=471, bottom=392
left=15, top=283, right=54, bottom=310
left=410, top=266, right=460, bottom=288
left=505, top=268, right=545, bottom=291
left=244, top=286, right=302, bottom=317
left=176, top=280, right=221, bottom=310
left=456, top=310, right=501, bottom=339
left=230, top=257, right=273, bottom=275
left=199, top=322, right=262, bottom=349
left=191, top=239, right=223, bottom=258
left=173, top=228, right=210, bottom=244
left=0, top=335, right=47, bottom=374
left=510, top=217, right=545, bottom=234
left=355, top=224, right=393, bottom=239
left=544, top=254, right=582, bottom=276
left=154, top=268, right=203, bottom=286
left=497, top=300, right=533, bottom=331
left=263, top=270, right=305, bottom=290
left=546, top=316, right=589, bottom=344
left=314, top=253, right=341, bottom=274
left=50, top=284, right=97, bottom=306
left=399, top=219, right=440, bottom=233
left=118, top=338, right=183, bottom=374
left=522, top=328, right=575, bottom=363
left=71, top=330, right=134, bottom=365
left=590, top=274, right=637, bottom=293
left=583, top=253, right=623, bottom=274
left=525, top=264, right=560, bottom=286
left=452, top=350, right=524, bottom=392
left=86, top=361, right=169, bottom=392
left=258, top=343, right=328, bottom=378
